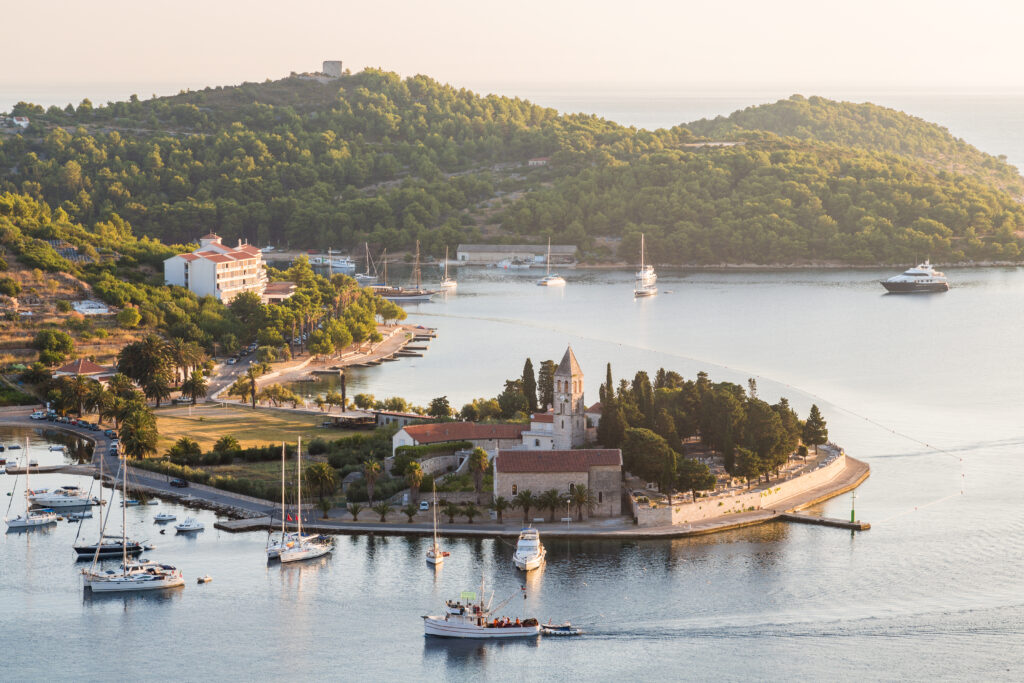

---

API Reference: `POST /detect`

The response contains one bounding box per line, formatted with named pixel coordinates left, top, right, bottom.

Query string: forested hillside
left=1, top=72, right=1022, bottom=265
left=685, top=95, right=1024, bottom=197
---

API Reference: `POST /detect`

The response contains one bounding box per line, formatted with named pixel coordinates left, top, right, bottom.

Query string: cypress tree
left=522, top=358, right=538, bottom=412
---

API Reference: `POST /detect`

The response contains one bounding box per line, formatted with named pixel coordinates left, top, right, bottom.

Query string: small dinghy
left=49, top=445, right=67, bottom=452
left=197, top=575, right=213, bottom=584
left=541, top=622, right=582, bottom=636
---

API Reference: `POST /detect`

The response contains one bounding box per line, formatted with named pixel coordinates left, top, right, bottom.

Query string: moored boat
left=512, top=527, right=546, bottom=571
left=633, top=233, right=657, bottom=297
left=29, top=485, right=99, bottom=509
left=536, top=238, right=566, bottom=287
left=5, top=442, right=58, bottom=529
left=175, top=517, right=204, bottom=533
left=277, top=437, right=333, bottom=564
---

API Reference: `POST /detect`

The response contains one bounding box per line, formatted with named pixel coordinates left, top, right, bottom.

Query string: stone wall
left=493, top=465, right=621, bottom=518
left=634, top=453, right=848, bottom=527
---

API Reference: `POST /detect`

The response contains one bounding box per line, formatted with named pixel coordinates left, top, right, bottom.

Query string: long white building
left=164, top=233, right=267, bottom=303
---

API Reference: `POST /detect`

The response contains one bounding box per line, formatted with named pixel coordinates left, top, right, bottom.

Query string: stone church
left=494, top=346, right=623, bottom=518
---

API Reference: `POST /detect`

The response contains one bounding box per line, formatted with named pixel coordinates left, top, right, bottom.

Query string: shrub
left=0, top=277, right=22, bottom=297
left=56, top=299, right=72, bottom=312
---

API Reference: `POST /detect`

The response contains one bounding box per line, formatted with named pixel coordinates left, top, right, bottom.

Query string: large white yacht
left=512, top=527, right=546, bottom=571
left=29, top=485, right=99, bottom=509
left=881, top=260, right=950, bottom=293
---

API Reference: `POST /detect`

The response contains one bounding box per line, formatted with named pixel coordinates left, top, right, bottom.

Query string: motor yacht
left=29, top=485, right=99, bottom=509
left=154, top=513, right=176, bottom=523
left=512, top=527, right=546, bottom=571
left=881, top=260, right=950, bottom=293
left=175, top=517, right=204, bottom=533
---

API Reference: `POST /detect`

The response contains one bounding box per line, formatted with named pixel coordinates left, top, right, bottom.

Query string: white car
left=226, top=358, right=237, bottom=365
left=419, top=501, right=430, bottom=511
left=29, top=411, right=47, bottom=420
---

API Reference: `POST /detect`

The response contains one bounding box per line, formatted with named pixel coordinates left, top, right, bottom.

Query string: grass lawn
left=154, top=403, right=328, bottom=452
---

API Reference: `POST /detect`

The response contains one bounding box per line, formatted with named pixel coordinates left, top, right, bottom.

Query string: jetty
left=779, top=512, right=870, bottom=531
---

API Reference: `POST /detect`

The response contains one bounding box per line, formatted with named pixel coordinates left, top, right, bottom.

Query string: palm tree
left=119, top=404, right=158, bottom=459
left=304, top=462, right=338, bottom=516
left=442, top=500, right=461, bottom=524
left=512, top=490, right=538, bottom=524
left=468, top=447, right=490, bottom=504
left=401, top=503, right=419, bottom=522
left=180, top=370, right=208, bottom=404
left=245, top=365, right=258, bottom=408
left=570, top=485, right=598, bottom=521
left=405, top=462, right=424, bottom=504
left=106, top=373, right=135, bottom=399
left=363, top=460, right=381, bottom=505
left=490, top=496, right=511, bottom=524
left=167, top=339, right=205, bottom=386
left=143, top=373, right=172, bottom=408
left=462, top=503, right=480, bottom=523
left=539, top=488, right=565, bottom=523
left=117, top=334, right=171, bottom=386
left=372, top=501, right=392, bottom=522
left=68, top=374, right=97, bottom=417
left=81, top=377, right=107, bottom=418
left=347, top=502, right=363, bottom=521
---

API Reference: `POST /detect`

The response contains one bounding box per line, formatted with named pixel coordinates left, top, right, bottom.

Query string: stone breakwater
left=633, top=447, right=861, bottom=528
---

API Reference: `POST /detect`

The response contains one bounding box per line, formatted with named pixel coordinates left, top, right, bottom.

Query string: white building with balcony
left=164, top=233, right=267, bottom=303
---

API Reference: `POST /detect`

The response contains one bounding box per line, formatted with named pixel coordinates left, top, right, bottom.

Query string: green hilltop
left=1, top=71, right=1022, bottom=265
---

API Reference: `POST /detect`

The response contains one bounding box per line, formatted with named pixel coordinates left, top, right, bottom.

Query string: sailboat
left=354, top=242, right=378, bottom=284
left=633, top=233, right=657, bottom=297
left=425, top=483, right=449, bottom=566
left=371, top=241, right=438, bottom=303
left=278, top=437, right=334, bottom=564
left=267, top=442, right=313, bottom=561
left=81, top=446, right=185, bottom=592
left=439, top=246, right=457, bottom=291
left=5, top=438, right=58, bottom=529
left=536, top=238, right=566, bottom=287
left=73, top=441, right=144, bottom=559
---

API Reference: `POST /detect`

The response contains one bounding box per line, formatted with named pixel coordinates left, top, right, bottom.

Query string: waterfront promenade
left=1, top=408, right=870, bottom=540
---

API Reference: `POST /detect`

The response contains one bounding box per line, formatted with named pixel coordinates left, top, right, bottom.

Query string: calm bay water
left=4, top=267, right=1023, bottom=680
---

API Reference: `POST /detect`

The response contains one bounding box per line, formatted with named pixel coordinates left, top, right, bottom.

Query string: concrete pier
left=780, top=512, right=870, bottom=530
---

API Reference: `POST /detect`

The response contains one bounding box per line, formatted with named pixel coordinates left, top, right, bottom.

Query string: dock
left=779, top=512, right=870, bottom=531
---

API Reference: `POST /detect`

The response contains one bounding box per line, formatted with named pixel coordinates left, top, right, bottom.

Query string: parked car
left=419, top=501, right=430, bottom=511
left=104, top=429, right=117, bottom=438
left=172, top=397, right=195, bottom=405
left=29, top=411, right=47, bottom=420
left=88, top=423, right=100, bottom=431
left=169, top=478, right=189, bottom=488
left=226, top=358, right=237, bottom=365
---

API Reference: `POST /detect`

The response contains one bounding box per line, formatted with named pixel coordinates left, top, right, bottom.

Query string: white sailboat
left=439, top=246, right=457, bottom=291
left=279, top=437, right=334, bottom=564
left=633, top=233, right=657, bottom=297
left=267, top=442, right=312, bottom=561
left=5, top=438, right=58, bottom=529
left=536, top=238, right=565, bottom=287
left=82, top=447, right=185, bottom=592
left=425, top=483, right=449, bottom=566
left=355, top=242, right=378, bottom=283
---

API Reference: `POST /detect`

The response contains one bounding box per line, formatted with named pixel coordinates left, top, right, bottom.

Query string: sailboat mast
left=121, top=448, right=128, bottom=571
left=281, top=442, right=286, bottom=537
left=444, top=246, right=449, bottom=280
left=382, top=249, right=388, bottom=286
left=640, top=234, right=645, bottom=270
left=328, top=247, right=332, bottom=277
left=23, top=436, right=29, bottom=516
left=296, top=436, right=302, bottom=538
left=414, top=241, right=422, bottom=289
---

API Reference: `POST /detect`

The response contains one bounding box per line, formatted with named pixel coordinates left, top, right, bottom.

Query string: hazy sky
left=5, top=0, right=1024, bottom=93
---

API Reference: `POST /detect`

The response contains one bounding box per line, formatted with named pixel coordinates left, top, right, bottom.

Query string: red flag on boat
left=286, top=514, right=293, bottom=521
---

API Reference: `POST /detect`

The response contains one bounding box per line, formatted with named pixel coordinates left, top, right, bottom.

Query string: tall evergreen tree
left=521, top=358, right=538, bottom=412
left=537, top=360, right=556, bottom=410
left=802, top=404, right=829, bottom=454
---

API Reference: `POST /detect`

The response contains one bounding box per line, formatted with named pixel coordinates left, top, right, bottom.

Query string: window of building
left=598, top=491, right=603, bottom=503
left=511, top=484, right=518, bottom=496
left=534, top=439, right=540, bottom=447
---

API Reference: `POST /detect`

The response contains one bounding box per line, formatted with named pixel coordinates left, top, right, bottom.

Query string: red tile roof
left=403, top=422, right=527, bottom=444
left=200, top=252, right=233, bottom=263
left=497, top=449, right=622, bottom=473
left=55, top=358, right=110, bottom=376
left=531, top=413, right=554, bottom=423
left=179, top=253, right=200, bottom=262
left=586, top=402, right=602, bottom=414
left=236, top=244, right=261, bottom=255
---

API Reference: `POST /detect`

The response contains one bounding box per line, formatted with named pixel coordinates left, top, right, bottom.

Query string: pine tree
left=597, top=364, right=626, bottom=448
left=522, top=358, right=538, bottom=412
left=802, top=404, right=828, bottom=454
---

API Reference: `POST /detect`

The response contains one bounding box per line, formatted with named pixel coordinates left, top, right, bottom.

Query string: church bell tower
left=553, top=346, right=586, bottom=448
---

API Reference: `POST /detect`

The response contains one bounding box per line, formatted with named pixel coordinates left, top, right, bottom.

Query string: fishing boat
left=536, top=238, right=566, bottom=287
left=278, top=437, right=333, bottom=564
left=439, top=246, right=457, bottom=291
left=81, top=457, right=185, bottom=592
left=423, top=579, right=541, bottom=639
left=425, top=483, right=449, bottom=566
left=371, top=243, right=438, bottom=303
left=29, top=485, right=99, bottom=509
left=512, top=527, right=546, bottom=571
left=633, top=233, right=657, bottom=297
left=175, top=517, right=204, bottom=533
left=5, top=439, right=58, bottom=529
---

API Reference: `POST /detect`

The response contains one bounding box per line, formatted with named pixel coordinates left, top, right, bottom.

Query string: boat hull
left=513, top=549, right=546, bottom=571
left=423, top=618, right=540, bottom=639
left=29, top=496, right=97, bottom=509
left=634, top=287, right=657, bottom=297
left=881, top=281, right=949, bottom=293
left=74, top=543, right=144, bottom=558
left=279, top=544, right=332, bottom=563
left=84, top=575, right=185, bottom=592
left=6, top=514, right=58, bottom=529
